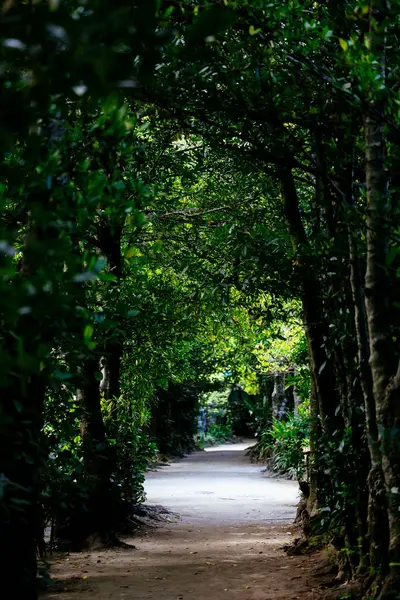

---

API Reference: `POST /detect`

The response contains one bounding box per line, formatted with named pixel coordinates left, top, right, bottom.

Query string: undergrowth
left=254, top=406, right=310, bottom=479
left=199, top=423, right=235, bottom=447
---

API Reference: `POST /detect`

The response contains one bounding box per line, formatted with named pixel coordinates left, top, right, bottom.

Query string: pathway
left=46, top=442, right=325, bottom=600
left=145, top=441, right=298, bottom=524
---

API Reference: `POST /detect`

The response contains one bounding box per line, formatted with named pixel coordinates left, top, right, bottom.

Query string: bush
left=257, top=407, right=310, bottom=478
left=202, top=423, right=234, bottom=446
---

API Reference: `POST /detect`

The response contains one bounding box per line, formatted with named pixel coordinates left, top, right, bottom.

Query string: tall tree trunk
left=349, top=232, right=389, bottom=578
left=364, top=3, right=400, bottom=594
left=98, top=222, right=124, bottom=415
left=100, top=341, right=123, bottom=410
left=278, top=166, right=340, bottom=431
left=279, top=165, right=342, bottom=520
left=341, top=322, right=370, bottom=575
left=306, top=378, right=321, bottom=514
left=79, top=354, right=110, bottom=481
left=0, top=195, right=59, bottom=598
left=0, top=368, right=46, bottom=600
left=61, top=353, right=117, bottom=548
left=327, top=211, right=371, bottom=574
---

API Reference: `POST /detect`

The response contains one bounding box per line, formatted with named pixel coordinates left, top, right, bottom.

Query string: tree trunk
left=100, top=340, right=123, bottom=410
left=349, top=232, right=389, bottom=576
left=271, top=372, right=292, bottom=420
left=0, top=202, right=58, bottom=597
left=293, top=387, right=302, bottom=417
left=257, top=373, right=274, bottom=427
left=327, top=218, right=371, bottom=574
left=363, top=3, right=400, bottom=594
left=79, top=354, right=110, bottom=481
left=98, top=222, right=124, bottom=413
left=306, top=377, right=321, bottom=515
left=279, top=165, right=344, bottom=526
left=279, top=166, right=340, bottom=432
left=57, top=353, right=117, bottom=548
left=0, top=370, right=46, bottom=600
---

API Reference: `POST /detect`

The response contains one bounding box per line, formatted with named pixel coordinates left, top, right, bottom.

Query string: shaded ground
left=45, top=441, right=338, bottom=600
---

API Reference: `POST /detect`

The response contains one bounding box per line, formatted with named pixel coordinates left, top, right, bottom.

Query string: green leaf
left=84, top=325, right=94, bottom=344
left=162, top=6, right=175, bottom=19
left=249, top=25, right=261, bottom=35
left=339, top=38, right=348, bottom=51
left=113, top=180, right=125, bottom=191
left=98, top=272, right=117, bottom=282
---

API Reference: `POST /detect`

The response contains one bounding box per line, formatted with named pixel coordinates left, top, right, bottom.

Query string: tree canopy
left=1, top=1, right=400, bottom=599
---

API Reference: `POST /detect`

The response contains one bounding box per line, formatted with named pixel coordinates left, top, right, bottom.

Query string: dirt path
left=145, top=441, right=298, bottom=524
left=46, top=442, right=331, bottom=600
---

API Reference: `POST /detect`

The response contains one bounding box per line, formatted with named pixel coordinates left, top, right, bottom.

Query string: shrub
left=202, top=422, right=234, bottom=446
left=258, top=407, right=310, bottom=478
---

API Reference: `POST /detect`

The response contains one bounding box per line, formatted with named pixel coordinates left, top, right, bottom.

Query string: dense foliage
left=1, top=1, right=400, bottom=599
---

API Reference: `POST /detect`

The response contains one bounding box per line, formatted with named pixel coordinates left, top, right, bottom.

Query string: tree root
left=377, top=573, right=400, bottom=600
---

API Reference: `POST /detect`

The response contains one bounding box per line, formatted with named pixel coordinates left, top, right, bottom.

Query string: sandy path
left=145, top=441, right=298, bottom=524
left=46, top=442, right=325, bottom=600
